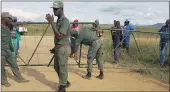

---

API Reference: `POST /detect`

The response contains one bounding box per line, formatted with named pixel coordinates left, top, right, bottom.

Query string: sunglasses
left=53, top=8, right=60, bottom=11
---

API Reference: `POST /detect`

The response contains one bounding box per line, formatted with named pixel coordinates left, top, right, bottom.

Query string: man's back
left=123, top=24, right=134, bottom=36
left=70, top=27, right=99, bottom=45
left=79, top=27, right=99, bottom=45
left=1, top=26, right=11, bottom=50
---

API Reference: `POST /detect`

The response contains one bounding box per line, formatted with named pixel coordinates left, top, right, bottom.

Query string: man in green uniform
left=11, top=17, right=18, bottom=58
left=71, top=26, right=104, bottom=80
left=1, top=12, right=29, bottom=87
left=46, top=0, right=71, bottom=92
left=12, top=16, right=21, bottom=57
left=87, top=19, right=100, bottom=61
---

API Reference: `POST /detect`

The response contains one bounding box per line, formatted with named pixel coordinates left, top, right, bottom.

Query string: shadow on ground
left=21, top=67, right=58, bottom=91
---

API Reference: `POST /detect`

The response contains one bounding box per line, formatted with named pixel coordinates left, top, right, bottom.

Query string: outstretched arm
left=158, top=26, right=163, bottom=32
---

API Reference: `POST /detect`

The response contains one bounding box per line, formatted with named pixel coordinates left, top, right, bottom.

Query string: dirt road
left=2, top=64, right=169, bottom=91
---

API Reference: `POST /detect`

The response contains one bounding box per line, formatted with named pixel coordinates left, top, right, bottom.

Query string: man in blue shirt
left=122, top=20, right=135, bottom=53
left=158, top=19, right=170, bottom=67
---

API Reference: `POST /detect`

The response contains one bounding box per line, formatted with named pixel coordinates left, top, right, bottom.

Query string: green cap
left=1, top=12, right=13, bottom=19
left=51, top=0, right=64, bottom=8
left=94, top=19, right=99, bottom=26
left=71, top=30, right=78, bottom=37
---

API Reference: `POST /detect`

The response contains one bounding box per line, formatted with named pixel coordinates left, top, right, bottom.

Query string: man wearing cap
left=92, top=19, right=100, bottom=34
left=158, top=19, right=170, bottom=67
left=70, top=26, right=104, bottom=80
left=12, top=17, right=21, bottom=57
left=70, top=19, right=80, bottom=60
left=46, top=0, right=71, bottom=92
left=11, top=16, right=18, bottom=58
left=122, top=20, right=135, bottom=53
left=111, top=20, right=118, bottom=47
left=112, top=21, right=123, bottom=64
left=88, top=19, right=100, bottom=61
left=1, top=12, right=29, bottom=87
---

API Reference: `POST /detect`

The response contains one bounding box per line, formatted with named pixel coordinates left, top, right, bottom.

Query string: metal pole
left=17, top=55, right=27, bottom=65
left=26, top=24, right=50, bottom=65
left=169, top=1, right=170, bottom=19
left=17, top=22, right=95, bottom=25
left=47, top=55, right=55, bottom=67
left=131, top=33, right=143, bottom=61
left=78, top=44, right=82, bottom=68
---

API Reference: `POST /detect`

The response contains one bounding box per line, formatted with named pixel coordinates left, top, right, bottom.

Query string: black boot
left=126, top=48, right=129, bottom=53
left=58, top=85, right=66, bottom=92
left=2, top=82, right=11, bottom=87
left=66, top=81, right=71, bottom=88
left=82, top=72, right=91, bottom=80
left=96, top=71, right=104, bottom=80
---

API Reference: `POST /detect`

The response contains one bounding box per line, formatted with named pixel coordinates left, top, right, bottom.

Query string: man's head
left=93, top=19, right=99, bottom=27
left=12, top=16, right=17, bottom=22
left=51, top=0, right=64, bottom=16
left=114, top=20, right=116, bottom=26
left=1, top=12, right=13, bottom=28
left=72, top=19, right=78, bottom=28
left=116, top=21, right=120, bottom=27
left=70, top=29, right=78, bottom=37
left=124, top=19, right=130, bottom=26
left=165, top=19, right=170, bottom=27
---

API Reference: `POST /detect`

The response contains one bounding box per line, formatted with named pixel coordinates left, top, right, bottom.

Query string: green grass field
left=21, top=24, right=169, bottom=84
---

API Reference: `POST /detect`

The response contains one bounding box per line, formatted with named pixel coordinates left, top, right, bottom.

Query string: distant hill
left=152, top=23, right=164, bottom=28
left=96, top=23, right=165, bottom=29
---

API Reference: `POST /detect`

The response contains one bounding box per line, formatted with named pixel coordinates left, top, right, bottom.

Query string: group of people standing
left=111, top=20, right=135, bottom=63
left=110, top=19, right=170, bottom=67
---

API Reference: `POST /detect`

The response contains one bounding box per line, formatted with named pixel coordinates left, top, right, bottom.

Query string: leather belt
left=55, top=44, right=70, bottom=48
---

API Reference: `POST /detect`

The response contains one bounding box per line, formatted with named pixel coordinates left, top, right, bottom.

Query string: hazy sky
left=2, top=2, right=169, bottom=25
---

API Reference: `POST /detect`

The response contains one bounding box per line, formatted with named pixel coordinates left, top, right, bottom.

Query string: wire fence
left=14, top=23, right=169, bottom=72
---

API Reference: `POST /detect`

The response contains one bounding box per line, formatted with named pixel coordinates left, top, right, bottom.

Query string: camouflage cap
left=1, top=12, right=13, bottom=19
left=51, top=0, right=64, bottom=8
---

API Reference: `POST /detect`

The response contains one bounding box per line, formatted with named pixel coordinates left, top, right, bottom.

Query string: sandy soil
left=2, top=36, right=169, bottom=91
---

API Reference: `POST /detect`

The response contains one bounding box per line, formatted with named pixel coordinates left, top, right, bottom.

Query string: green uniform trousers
left=87, top=39, right=104, bottom=72
left=1, top=49, right=24, bottom=84
left=54, top=45, right=71, bottom=86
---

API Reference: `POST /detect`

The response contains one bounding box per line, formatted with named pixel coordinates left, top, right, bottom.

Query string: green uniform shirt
left=54, top=15, right=70, bottom=45
left=15, top=26, right=21, bottom=41
left=1, top=25, right=14, bottom=52
left=71, top=27, right=99, bottom=45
